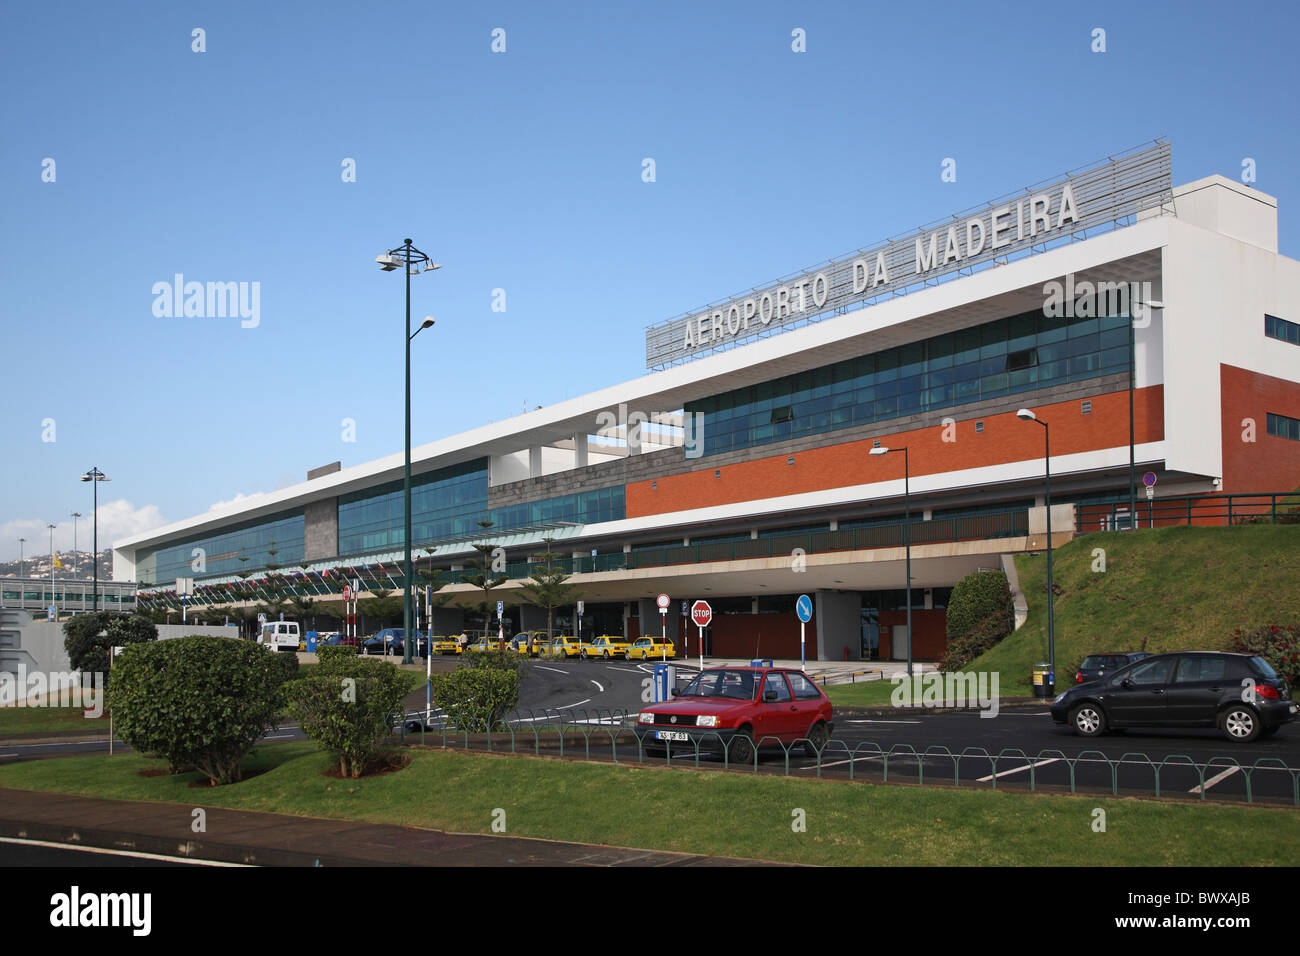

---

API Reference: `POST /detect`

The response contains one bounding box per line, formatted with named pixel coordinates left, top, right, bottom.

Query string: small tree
left=463, top=520, right=508, bottom=643
left=64, top=612, right=157, bottom=674
left=516, top=538, right=578, bottom=654
left=287, top=653, right=419, bottom=777
left=109, top=636, right=291, bottom=785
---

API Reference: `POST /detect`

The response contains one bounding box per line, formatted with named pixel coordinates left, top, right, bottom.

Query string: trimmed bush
left=946, top=570, right=1014, bottom=643
left=430, top=666, right=520, bottom=732
left=64, top=612, right=156, bottom=674
left=315, top=645, right=359, bottom=667
left=463, top=648, right=523, bottom=676
left=287, top=657, right=418, bottom=778
left=1230, top=624, right=1300, bottom=685
left=108, top=636, right=291, bottom=785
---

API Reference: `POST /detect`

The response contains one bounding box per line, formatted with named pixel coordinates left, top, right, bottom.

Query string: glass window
left=1174, top=656, right=1229, bottom=683
left=762, top=673, right=792, bottom=702
left=1124, top=657, right=1174, bottom=685
left=788, top=672, right=822, bottom=700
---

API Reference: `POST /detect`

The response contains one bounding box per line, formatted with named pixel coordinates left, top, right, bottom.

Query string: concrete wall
left=0, top=610, right=72, bottom=677
left=304, top=497, right=339, bottom=562
left=815, top=590, right=860, bottom=662
left=155, top=624, right=240, bottom=640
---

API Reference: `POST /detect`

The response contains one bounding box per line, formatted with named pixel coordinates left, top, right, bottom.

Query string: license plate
left=655, top=731, right=690, bottom=742
left=1289, top=704, right=1297, bottom=714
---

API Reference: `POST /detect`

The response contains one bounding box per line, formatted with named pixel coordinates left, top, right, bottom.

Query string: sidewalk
left=0, top=787, right=780, bottom=867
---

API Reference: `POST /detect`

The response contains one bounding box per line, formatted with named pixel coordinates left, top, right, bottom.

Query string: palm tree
left=462, top=520, right=508, bottom=645
left=517, top=538, right=578, bottom=654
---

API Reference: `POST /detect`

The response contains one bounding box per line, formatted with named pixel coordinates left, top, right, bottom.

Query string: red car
left=634, top=666, right=834, bottom=763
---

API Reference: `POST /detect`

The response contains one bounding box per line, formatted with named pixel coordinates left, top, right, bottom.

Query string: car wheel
left=602, top=650, right=610, bottom=659
left=1220, top=706, right=1262, bottom=742
left=804, top=721, right=829, bottom=757
left=580, top=650, right=588, bottom=660
left=726, top=729, right=754, bottom=765
left=1070, top=703, right=1106, bottom=737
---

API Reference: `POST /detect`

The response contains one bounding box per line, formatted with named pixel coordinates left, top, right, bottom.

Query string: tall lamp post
left=869, top=445, right=912, bottom=678
left=18, top=537, right=26, bottom=579
left=47, top=523, right=57, bottom=617
left=70, top=512, right=82, bottom=579
left=376, top=239, right=440, bottom=665
left=1017, top=409, right=1055, bottom=692
left=80, top=467, right=110, bottom=612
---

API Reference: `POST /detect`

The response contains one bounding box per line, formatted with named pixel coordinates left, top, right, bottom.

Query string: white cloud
left=203, top=491, right=266, bottom=514
left=1, top=500, right=168, bottom=562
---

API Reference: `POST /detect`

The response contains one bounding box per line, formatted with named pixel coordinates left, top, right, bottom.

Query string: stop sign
left=691, top=600, right=712, bottom=628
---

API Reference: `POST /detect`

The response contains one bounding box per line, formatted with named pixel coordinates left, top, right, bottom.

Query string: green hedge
left=108, top=636, right=292, bottom=785
left=943, top=570, right=1014, bottom=672
left=430, top=667, right=520, bottom=732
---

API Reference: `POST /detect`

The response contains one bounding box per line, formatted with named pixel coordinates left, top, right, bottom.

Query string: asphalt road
left=5, top=661, right=1297, bottom=804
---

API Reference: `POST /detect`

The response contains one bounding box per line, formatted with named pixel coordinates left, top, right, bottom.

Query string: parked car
left=257, top=621, right=301, bottom=653
left=429, top=635, right=464, bottom=655
left=633, top=666, right=834, bottom=762
left=362, top=628, right=408, bottom=655
left=580, top=635, right=632, bottom=660
left=550, top=636, right=583, bottom=659
left=627, top=637, right=675, bottom=660
left=319, top=632, right=364, bottom=648
left=1051, top=651, right=1296, bottom=742
left=509, top=631, right=551, bottom=656
left=1075, top=652, right=1150, bottom=684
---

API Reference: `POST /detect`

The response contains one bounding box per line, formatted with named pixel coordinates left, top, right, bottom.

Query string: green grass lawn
left=824, top=679, right=903, bottom=707
left=0, top=705, right=109, bottom=737
left=977, top=524, right=1300, bottom=693
left=1, top=742, right=1295, bottom=865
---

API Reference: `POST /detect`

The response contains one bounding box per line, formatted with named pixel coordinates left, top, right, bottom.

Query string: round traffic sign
left=796, top=594, right=813, bottom=623
left=690, top=600, right=712, bottom=628
left=1143, top=471, right=1157, bottom=488
left=656, top=593, right=670, bottom=610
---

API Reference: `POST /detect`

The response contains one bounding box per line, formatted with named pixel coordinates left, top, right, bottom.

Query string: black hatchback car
left=1051, top=651, right=1296, bottom=742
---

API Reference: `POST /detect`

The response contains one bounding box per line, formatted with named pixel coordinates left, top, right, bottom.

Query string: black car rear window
left=1250, top=656, right=1280, bottom=679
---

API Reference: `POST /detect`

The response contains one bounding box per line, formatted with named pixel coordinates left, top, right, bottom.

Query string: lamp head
left=375, top=253, right=400, bottom=272
left=420, top=316, right=435, bottom=330
left=1016, top=409, right=1037, bottom=422
left=869, top=446, right=889, bottom=456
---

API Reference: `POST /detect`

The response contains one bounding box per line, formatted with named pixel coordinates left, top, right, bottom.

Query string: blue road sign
left=796, top=594, right=813, bottom=623
left=1143, top=471, right=1157, bottom=487
left=496, top=600, right=504, bottom=618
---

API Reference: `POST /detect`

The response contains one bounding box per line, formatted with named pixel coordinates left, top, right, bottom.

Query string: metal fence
left=1076, top=492, right=1300, bottom=534
left=392, top=708, right=1300, bottom=806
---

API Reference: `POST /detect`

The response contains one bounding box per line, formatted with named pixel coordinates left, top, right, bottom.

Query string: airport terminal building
left=117, top=143, right=1300, bottom=661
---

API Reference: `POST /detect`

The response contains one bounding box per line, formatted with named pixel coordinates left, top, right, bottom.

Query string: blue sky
left=2, top=0, right=1297, bottom=561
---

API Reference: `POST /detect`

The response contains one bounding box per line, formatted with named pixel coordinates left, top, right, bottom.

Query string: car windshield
left=680, top=670, right=756, bottom=700
left=1080, top=656, right=1109, bottom=668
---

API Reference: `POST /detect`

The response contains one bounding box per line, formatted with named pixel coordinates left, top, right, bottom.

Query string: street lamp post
left=18, top=537, right=25, bottom=580
left=48, top=523, right=57, bottom=617
left=80, top=467, right=110, bottom=612
left=869, top=445, right=912, bottom=678
left=1017, top=409, right=1055, bottom=692
left=376, top=240, right=439, bottom=665
left=70, top=512, right=82, bottom=579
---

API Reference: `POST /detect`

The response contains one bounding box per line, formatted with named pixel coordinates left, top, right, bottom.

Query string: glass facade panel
left=685, top=307, right=1132, bottom=457
left=136, top=509, right=306, bottom=587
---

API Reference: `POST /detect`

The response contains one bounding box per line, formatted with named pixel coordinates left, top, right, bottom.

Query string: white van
left=258, top=621, right=301, bottom=653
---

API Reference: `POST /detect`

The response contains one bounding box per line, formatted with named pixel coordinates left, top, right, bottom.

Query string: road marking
left=1190, top=765, right=1241, bottom=794
left=845, top=719, right=923, bottom=724
left=976, top=757, right=1060, bottom=782
left=802, top=754, right=885, bottom=769
left=0, top=836, right=250, bottom=866
left=0, top=754, right=17, bottom=758
left=535, top=665, right=569, bottom=675
left=590, top=680, right=604, bottom=692
left=606, top=667, right=643, bottom=675
left=264, top=734, right=295, bottom=739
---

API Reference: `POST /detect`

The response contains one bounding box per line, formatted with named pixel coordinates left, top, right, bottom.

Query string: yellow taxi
left=470, top=635, right=510, bottom=653
left=580, top=635, right=633, bottom=660
left=626, top=636, right=676, bottom=660
left=550, top=636, right=583, bottom=659
left=509, top=632, right=552, bottom=656
left=429, top=635, right=464, bottom=655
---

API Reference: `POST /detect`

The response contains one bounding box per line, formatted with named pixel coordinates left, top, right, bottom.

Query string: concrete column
left=574, top=433, right=589, bottom=469
left=814, top=590, right=862, bottom=662
left=828, top=519, right=838, bottom=532
left=750, top=529, right=759, bottom=539
left=529, top=446, right=543, bottom=477
left=922, top=509, right=932, bottom=521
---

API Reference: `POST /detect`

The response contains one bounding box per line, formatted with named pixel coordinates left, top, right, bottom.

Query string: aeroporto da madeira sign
left=644, top=140, right=1173, bottom=369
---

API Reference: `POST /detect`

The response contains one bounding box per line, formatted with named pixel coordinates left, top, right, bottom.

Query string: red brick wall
left=878, top=610, right=948, bottom=661
left=1220, top=364, right=1300, bottom=495
left=704, top=613, right=807, bottom=660
left=628, top=387, right=1164, bottom=518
